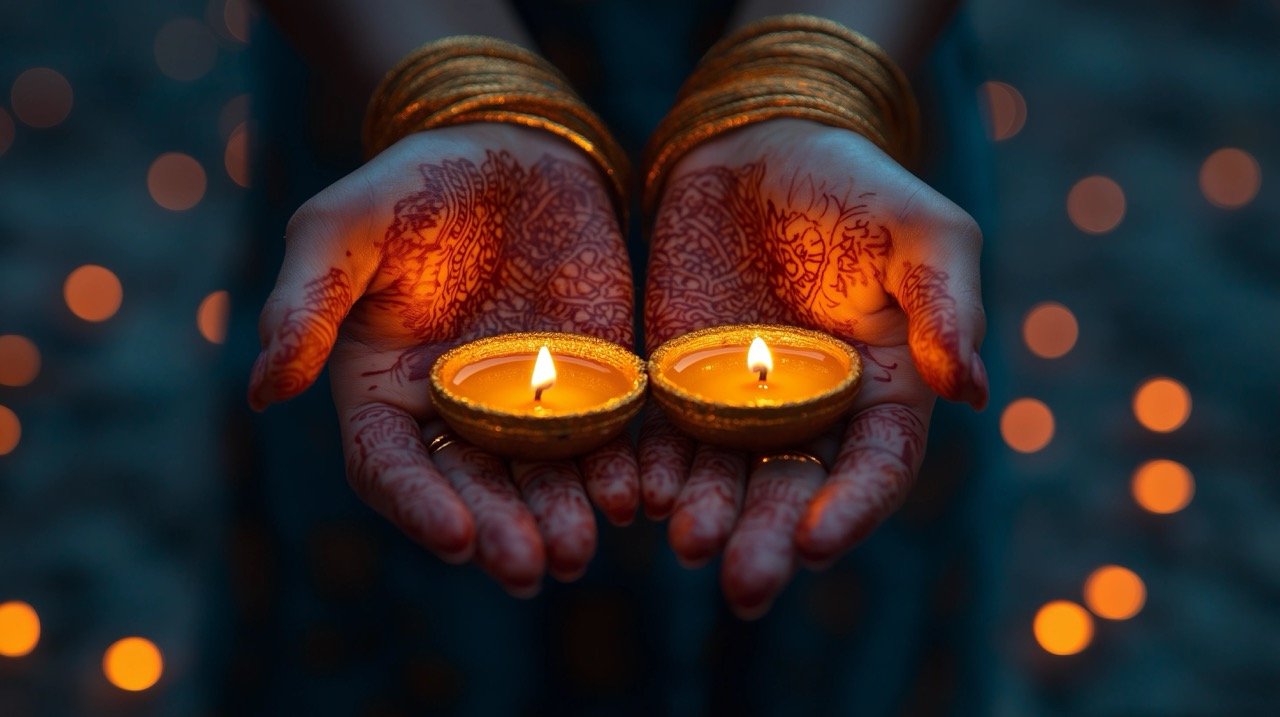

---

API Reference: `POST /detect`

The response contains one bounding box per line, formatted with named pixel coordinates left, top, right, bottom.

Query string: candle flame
left=531, top=345, right=556, bottom=400
left=748, top=336, right=773, bottom=382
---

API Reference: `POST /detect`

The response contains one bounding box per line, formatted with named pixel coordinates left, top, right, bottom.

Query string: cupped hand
left=249, top=124, right=638, bottom=596
left=640, top=119, right=989, bottom=618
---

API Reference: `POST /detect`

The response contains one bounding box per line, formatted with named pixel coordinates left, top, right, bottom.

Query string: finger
left=249, top=202, right=376, bottom=410
left=424, top=423, right=545, bottom=597
left=795, top=404, right=929, bottom=563
left=720, top=457, right=826, bottom=620
left=887, top=212, right=989, bottom=409
left=341, top=403, right=475, bottom=562
left=511, top=460, right=597, bottom=582
left=579, top=436, right=640, bottom=526
left=637, top=407, right=695, bottom=519
left=667, top=446, right=748, bottom=567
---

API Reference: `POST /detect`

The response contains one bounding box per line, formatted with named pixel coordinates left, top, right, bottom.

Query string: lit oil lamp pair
left=430, top=324, right=863, bottom=461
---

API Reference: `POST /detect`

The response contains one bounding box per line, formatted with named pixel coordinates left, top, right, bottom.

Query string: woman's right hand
left=248, top=123, right=639, bottom=597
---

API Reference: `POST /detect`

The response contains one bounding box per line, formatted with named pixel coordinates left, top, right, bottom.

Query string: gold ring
left=426, top=431, right=462, bottom=456
left=753, top=451, right=828, bottom=473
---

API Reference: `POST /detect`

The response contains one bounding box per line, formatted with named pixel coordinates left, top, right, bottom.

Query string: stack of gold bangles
left=642, top=14, right=921, bottom=217
left=362, top=15, right=919, bottom=224
left=362, top=35, right=630, bottom=220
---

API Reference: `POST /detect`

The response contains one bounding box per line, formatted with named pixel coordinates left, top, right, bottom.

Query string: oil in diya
left=429, top=332, right=646, bottom=460
left=647, top=324, right=863, bottom=451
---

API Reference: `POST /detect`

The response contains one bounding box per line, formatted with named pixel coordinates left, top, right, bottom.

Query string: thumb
left=248, top=205, right=376, bottom=411
left=887, top=213, right=989, bottom=410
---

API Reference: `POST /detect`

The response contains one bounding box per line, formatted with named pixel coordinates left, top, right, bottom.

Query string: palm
left=646, top=155, right=924, bottom=411
left=641, top=119, right=987, bottom=617
left=251, top=126, right=638, bottom=595
left=336, top=144, right=632, bottom=411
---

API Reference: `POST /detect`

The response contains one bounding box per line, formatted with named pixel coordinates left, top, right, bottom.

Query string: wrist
left=642, top=14, right=920, bottom=218
left=727, top=0, right=957, bottom=72
left=363, top=36, right=629, bottom=221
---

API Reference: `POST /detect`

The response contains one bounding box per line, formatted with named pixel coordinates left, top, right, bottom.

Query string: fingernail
left=674, top=553, right=712, bottom=569
left=506, top=579, right=542, bottom=600
left=607, top=506, right=637, bottom=527
left=729, top=595, right=774, bottom=621
left=435, top=534, right=475, bottom=565
left=642, top=489, right=675, bottom=521
left=794, top=513, right=836, bottom=564
left=669, top=514, right=720, bottom=567
left=549, top=561, right=590, bottom=583
left=429, top=505, right=476, bottom=564
left=594, top=489, right=638, bottom=526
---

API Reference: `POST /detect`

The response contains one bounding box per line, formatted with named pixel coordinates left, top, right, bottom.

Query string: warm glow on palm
left=249, top=126, right=638, bottom=595
left=641, top=119, right=988, bottom=618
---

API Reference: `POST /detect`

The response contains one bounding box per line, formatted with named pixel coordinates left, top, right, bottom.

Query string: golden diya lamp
left=647, top=324, right=863, bottom=452
left=429, top=332, right=647, bottom=460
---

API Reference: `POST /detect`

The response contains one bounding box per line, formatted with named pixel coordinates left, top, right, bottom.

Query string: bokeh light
left=1022, top=302, right=1078, bottom=359
left=217, top=93, right=249, bottom=140
left=224, top=122, right=250, bottom=188
left=981, top=80, right=1026, bottom=141
left=154, top=18, right=218, bottom=82
left=0, top=107, right=14, bottom=155
left=1200, top=147, right=1261, bottom=209
left=64, top=265, right=123, bottom=322
left=197, top=290, right=230, bottom=344
left=1132, top=459, right=1195, bottom=514
left=1033, top=600, right=1093, bottom=656
left=103, top=637, right=164, bottom=691
left=0, top=601, right=40, bottom=656
left=1084, top=565, right=1146, bottom=620
left=1000, top=398, right=1055, bottom=453
left=223, top=0, right=250, bottom=43
left=1133, top=377, right=1191, bottom=433
left=0, top=405, right=20, bottom=456
left=148, top=152, right=207, bottom=211
left=0, top=334, right=41, bottom=387
left=1067, top=175, right=1125, bottom=234
left=10, top=67, right=73, bottom=128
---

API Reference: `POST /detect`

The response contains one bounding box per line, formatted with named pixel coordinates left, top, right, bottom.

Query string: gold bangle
left=642, top=14, right=921, bottom=219
left=364, top=36, right=630, bottom=222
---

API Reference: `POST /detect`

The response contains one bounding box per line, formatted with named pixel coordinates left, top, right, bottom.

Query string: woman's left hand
left=640, top=118, right=989, bottom=618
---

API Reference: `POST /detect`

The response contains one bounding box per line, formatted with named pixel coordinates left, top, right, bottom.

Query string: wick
left=757, top=368, right=768, bottom=382
left=535, top=387, right=545, bottom=402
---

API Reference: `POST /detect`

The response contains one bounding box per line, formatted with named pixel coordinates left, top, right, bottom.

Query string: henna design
left=645, top=147, right=976, bottom=581
left=359, top=344, right=443, bottom=385
left=896, top=262, right=961, bottom=398
left=512, top=461, right=597, bottom=578
left=637, top=407, right=695, bottom=518
left=647, top=161, right=893, bottom=346
left=721, top=464, right=824, bottom=612
left=372, top=156, right=501, bottom=340
left=840, top=404, right=926, bottom=470
left=345, top=404, right=472, bottom=556
left=438, top=443, right=544, bottom=587
left=649, top=157, right=968, bottom=398
left=579, top=436, right=639, bottom=525
left=668, top=446, right=748, bottom=562
left=359, top=151, right=631, bottom=385
left=254, top=268, right=351, bottom=405
left=850, top=340, right=899, bottom=383
left=797, top=405, right=927, bottom=558
left=257, top=147, right=635, bottom=585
